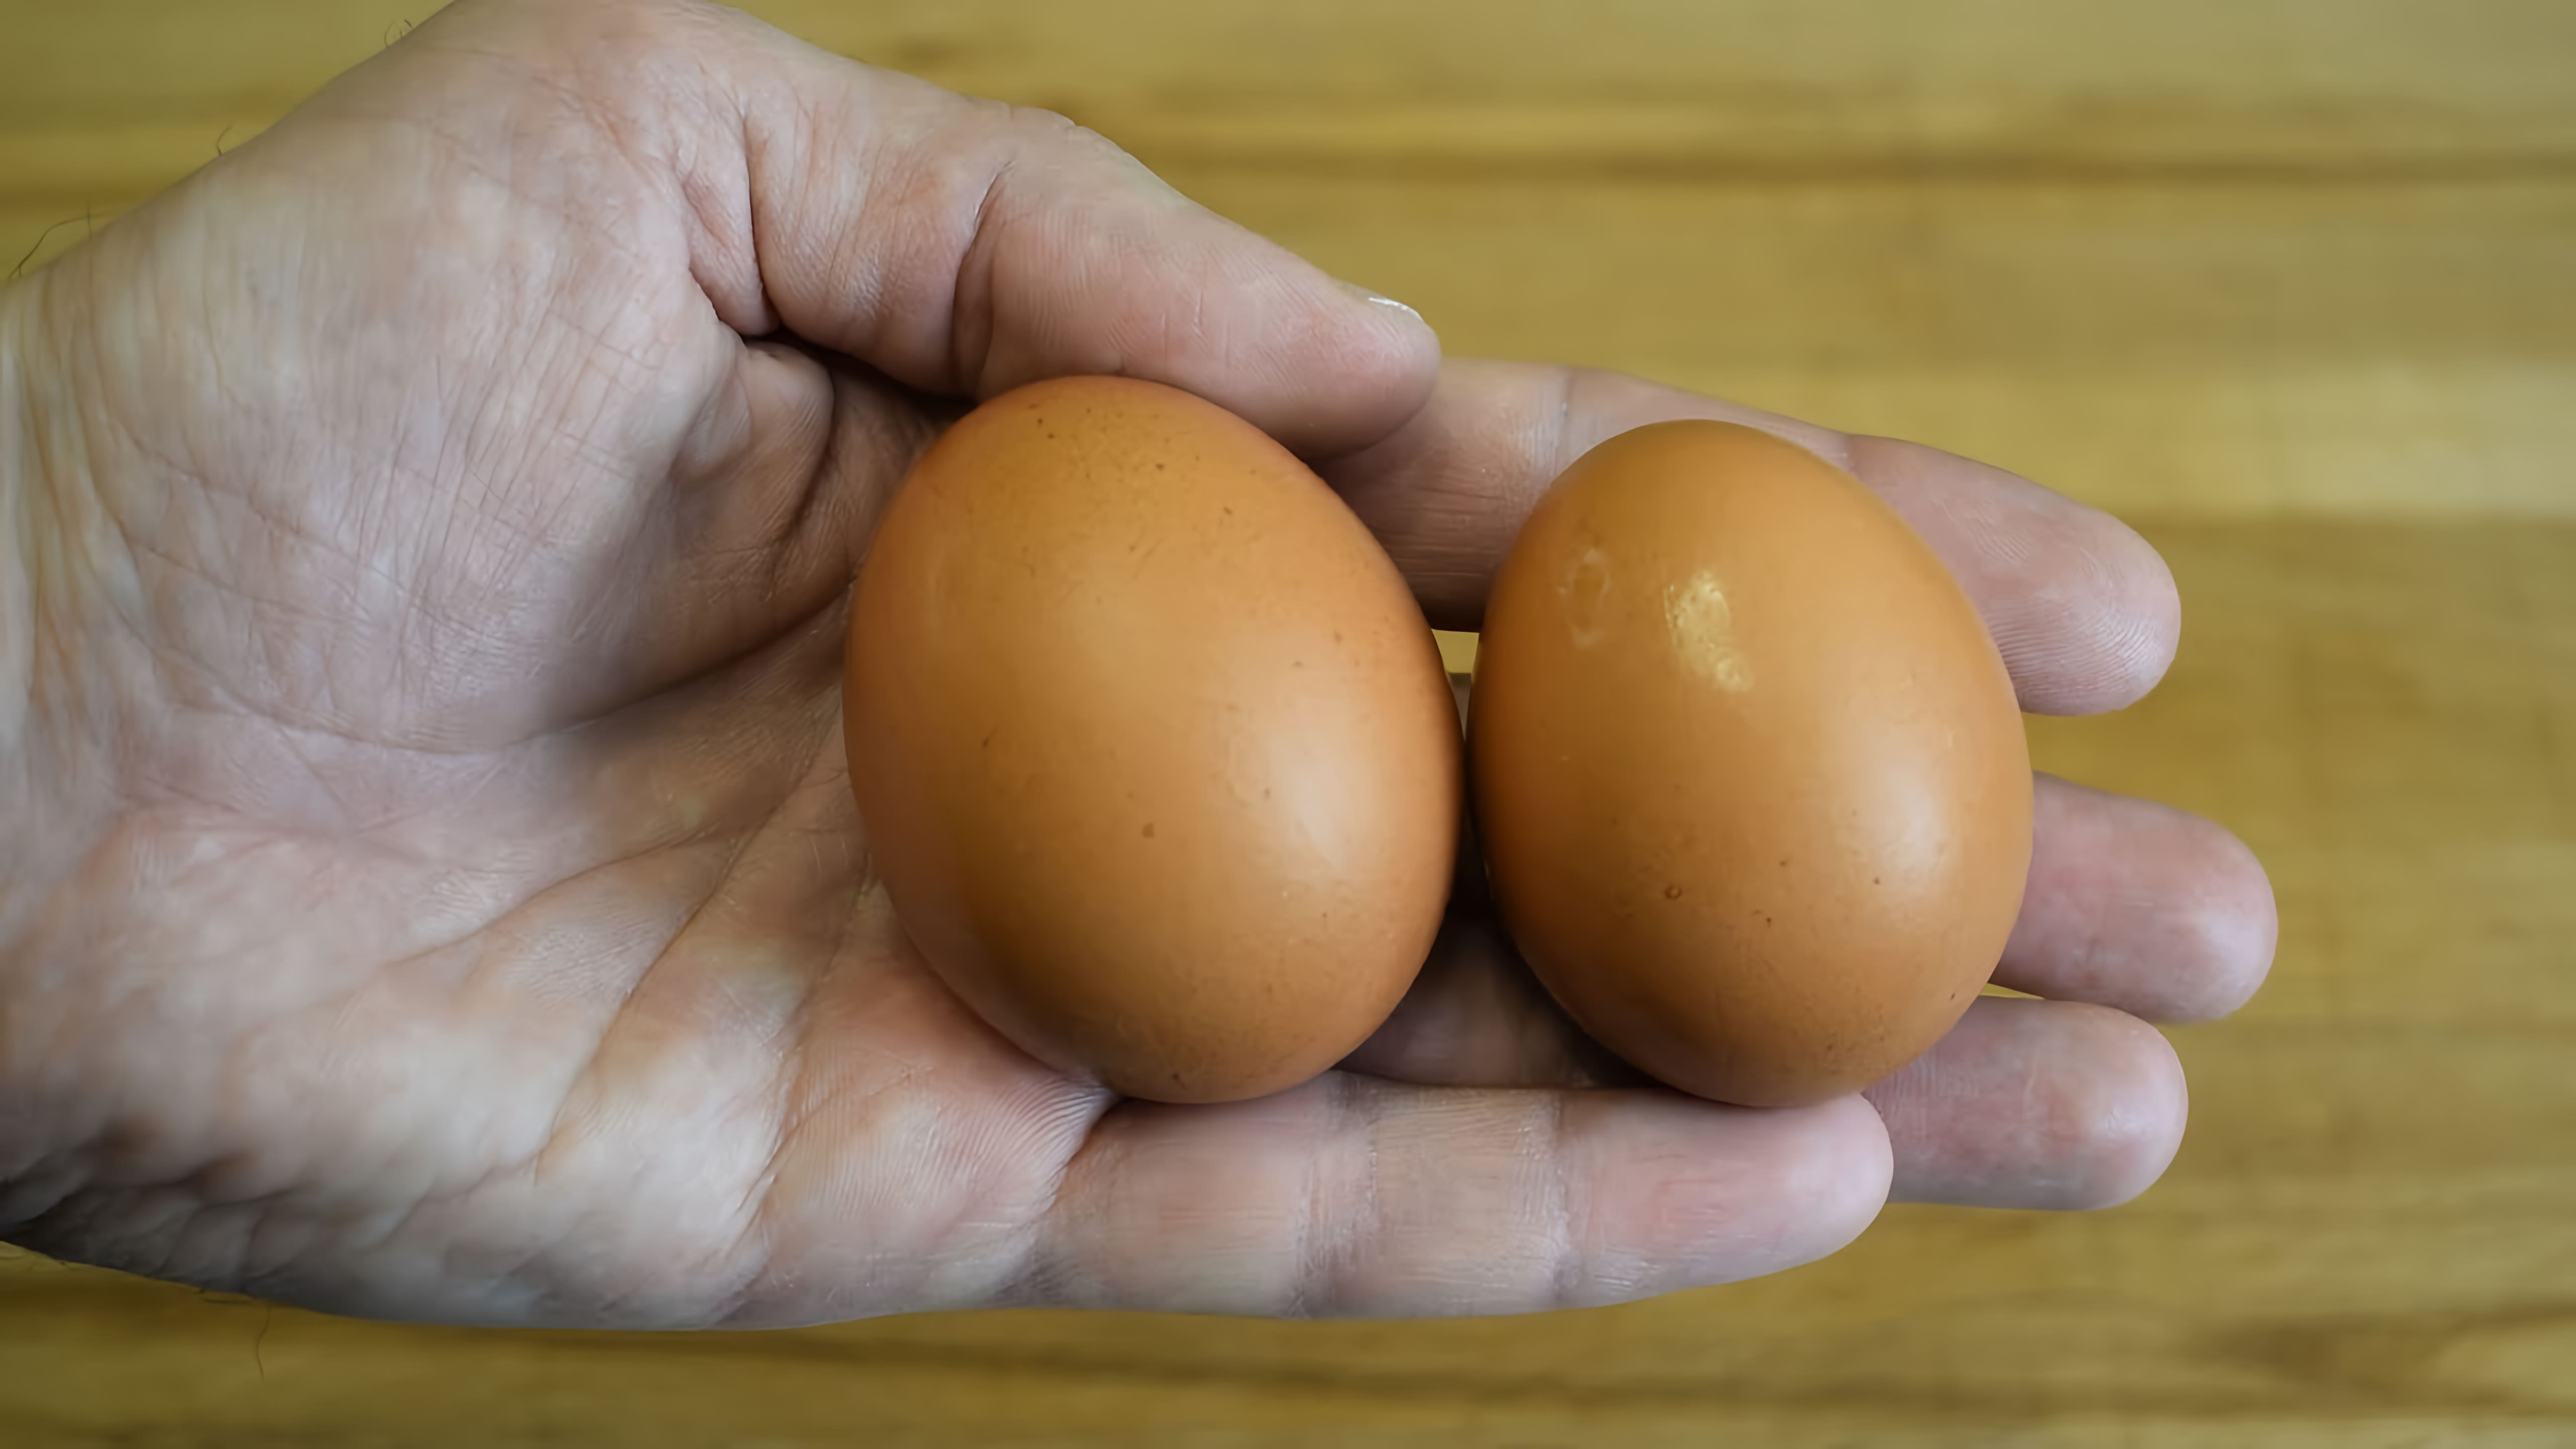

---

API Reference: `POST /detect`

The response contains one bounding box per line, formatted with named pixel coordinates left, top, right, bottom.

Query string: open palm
left=0, top=0, right=2274, bottom=1328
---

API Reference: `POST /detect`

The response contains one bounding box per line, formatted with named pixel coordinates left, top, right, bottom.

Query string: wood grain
left=4, top=2, right=2571, bottom=1443
left=8, top=3, right=2573, bottom=518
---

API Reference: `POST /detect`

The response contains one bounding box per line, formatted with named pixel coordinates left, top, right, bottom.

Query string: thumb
left=672, top=6, right=1438, bottom=457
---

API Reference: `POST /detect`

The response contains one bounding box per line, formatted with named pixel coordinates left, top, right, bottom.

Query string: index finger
left=1324, top=358, right=2180, bottom=715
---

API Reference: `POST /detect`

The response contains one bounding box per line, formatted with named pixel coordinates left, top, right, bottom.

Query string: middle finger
left=1326, top=357, right=2181, bottom=716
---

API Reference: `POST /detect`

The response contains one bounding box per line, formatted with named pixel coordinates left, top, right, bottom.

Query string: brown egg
left=845, top=376, right=1459, bottom=1104
left=1470, top=422, right=2031, bottom=1107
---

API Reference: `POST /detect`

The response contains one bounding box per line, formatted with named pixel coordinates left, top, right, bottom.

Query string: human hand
left=0, top=0, right=2273, bottom=1327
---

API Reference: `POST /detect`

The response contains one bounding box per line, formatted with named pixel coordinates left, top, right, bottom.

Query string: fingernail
left=1336, top=278, right=1421, bottom=320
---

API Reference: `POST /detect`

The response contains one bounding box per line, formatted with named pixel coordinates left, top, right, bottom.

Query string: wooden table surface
left=5, top=2, right=2571, bottom=1444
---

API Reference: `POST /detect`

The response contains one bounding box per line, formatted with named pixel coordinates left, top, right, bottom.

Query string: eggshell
left=1470, top=421, right=2031, bottom=1107
left=845, top=376, right=1460, bottom=1104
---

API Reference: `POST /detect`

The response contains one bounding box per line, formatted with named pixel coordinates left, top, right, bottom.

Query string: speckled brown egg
left=1470, top=421, right=2032, bottom=1107
left=845, top=376, right=1459, bottom=1104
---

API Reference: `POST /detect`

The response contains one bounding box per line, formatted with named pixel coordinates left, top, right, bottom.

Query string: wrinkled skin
left=0, top=0, right=2275, bottom=1328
